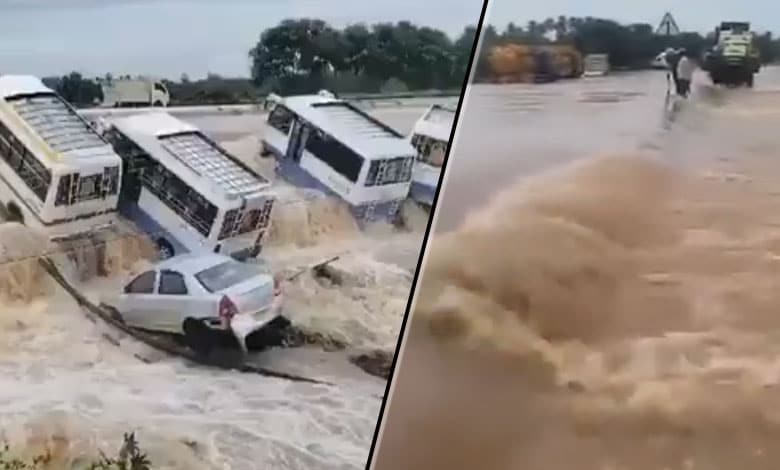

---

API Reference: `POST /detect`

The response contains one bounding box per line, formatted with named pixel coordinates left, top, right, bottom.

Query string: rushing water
left=0, top=105, right=437, bottom=469
left=374, top=67, right=780, bottom=470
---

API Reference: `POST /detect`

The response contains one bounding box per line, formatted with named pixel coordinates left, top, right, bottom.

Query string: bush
left=0, top=433, right=151, bottom=470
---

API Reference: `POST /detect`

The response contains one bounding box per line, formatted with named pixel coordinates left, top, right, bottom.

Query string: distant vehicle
left=103, top=112, right=276, bottom=260
left=486, top=44, right=583, bottom=83
left=100, top=77, right=170, bottom=108
left=408, top=105, right=454, bottom=207
left=702, top=21, right=761, bottom=87
left=0, top=75, right=122, bottom=241
left=651, top=52, right=669, bottom=69
left=104, top=253, right=283, bottom=354
left=261, top=93, right=415, bottom=226
left=583, top=54, right=610, bottom=76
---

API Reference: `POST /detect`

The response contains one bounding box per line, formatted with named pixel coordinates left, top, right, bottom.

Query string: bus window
left=54, top=167, right=119, bottom=206
left=0, top=120, right=52, bottom=201
left=140, top=164, right=217, bottom=237
left=55, top=174, right=72, bottom=206
left=217, top=200, right=273, bottom=241
left=365, top=157, right=414, bottom=187
left=268, top=105, right=294, bottom=134
left=104, top=166, right=120, bottom=195
left=77, top=173, right=102, bottom=201
left=304, top=129, right=363, bottom=183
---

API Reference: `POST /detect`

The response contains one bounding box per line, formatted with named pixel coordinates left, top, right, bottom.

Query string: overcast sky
left=2, top=0, right=776, bottom=79
left=0, top=0, right=483, bottom=79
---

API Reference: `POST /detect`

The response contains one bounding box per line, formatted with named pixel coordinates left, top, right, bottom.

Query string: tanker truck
left=701, top=21, right=761, bottom=88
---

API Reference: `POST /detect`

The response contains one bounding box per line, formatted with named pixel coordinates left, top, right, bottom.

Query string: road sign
left=656, top=12, right=680, bottom=36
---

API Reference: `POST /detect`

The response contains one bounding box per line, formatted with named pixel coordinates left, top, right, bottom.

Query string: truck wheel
left=153, top=101, right=163, bottom=107
left=746, top=74, right=754, bottom=88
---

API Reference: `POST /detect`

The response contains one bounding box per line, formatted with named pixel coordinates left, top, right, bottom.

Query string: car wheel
left=245, top=315, right=292, bottom=350
left=182, top=318, right=214, bottom=356
left=101, top=304, right=125, bottom=324
left=156, top=238, right=174, bottom=260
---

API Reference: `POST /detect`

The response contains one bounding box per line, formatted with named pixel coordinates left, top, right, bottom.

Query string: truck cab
left=703, top=21, right=760, bottom=87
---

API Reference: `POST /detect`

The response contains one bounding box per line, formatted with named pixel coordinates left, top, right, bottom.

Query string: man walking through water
left=663, top=47, right=681, bottom=95
left=676, top=49, right=695, bottom=98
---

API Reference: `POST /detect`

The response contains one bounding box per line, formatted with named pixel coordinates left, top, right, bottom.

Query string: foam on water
left=0, top=121, right=424, bottom=468
left=375, top=79, right=780, bottom=470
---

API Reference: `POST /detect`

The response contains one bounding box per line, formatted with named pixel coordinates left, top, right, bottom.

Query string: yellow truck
left=701, top=22, right=761, bottom=88
left=486, top=44, right=583, bottom=83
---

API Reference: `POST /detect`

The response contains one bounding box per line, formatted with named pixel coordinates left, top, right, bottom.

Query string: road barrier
left=78, top=91, right=460, bottom=117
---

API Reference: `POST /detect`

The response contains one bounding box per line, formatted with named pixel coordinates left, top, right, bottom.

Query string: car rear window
left=195, top=260, right=269, bottom=293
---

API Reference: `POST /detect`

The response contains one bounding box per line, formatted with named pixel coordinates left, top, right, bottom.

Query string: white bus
left=408, top=105, right=454, bottom=207
left=0, top=75, right=122, bottom=241
left=261, top=94, right=415, bottom=225
left=103, top=112, right=275, bottom=260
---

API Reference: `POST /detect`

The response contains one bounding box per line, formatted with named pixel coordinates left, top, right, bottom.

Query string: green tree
left=45, top=72, right=103, bottom=106
left=249, top=18, right=346, bottom=94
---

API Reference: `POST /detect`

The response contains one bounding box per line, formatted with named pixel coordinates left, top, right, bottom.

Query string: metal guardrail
left=77, top=91, right=461, bottom=117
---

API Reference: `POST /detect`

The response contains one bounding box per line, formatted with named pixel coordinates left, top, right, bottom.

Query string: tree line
left=473, top=16, right=780, bottom=81
left=43, top=18, right=476, bottom=107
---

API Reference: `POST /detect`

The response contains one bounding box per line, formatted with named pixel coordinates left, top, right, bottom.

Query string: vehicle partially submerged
left=261, top=93, right=415, bottom=226
left=104, top=253, right=283, bottom=354
left=408, top=105, right=454, bottom=207
left=0, top=75, right=123, bottom=241
left=103, top=112, right=276, bottom=260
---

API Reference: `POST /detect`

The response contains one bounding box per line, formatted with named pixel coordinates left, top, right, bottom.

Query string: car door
left=154, top=269, right=208, bottom=333
left=114, top=270, right=159, bottom=329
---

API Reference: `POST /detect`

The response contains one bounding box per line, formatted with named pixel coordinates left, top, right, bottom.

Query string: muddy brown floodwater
left=374, top=67, right=780, bottom=470
left=0, top=104, right=448, bottom=470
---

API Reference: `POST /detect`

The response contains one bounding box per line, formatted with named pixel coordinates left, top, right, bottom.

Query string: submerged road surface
left=435, top=66, right=780, bottom=232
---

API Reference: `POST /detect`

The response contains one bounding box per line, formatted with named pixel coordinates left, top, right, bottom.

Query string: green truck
left=701, top=22, right=761, bottom=88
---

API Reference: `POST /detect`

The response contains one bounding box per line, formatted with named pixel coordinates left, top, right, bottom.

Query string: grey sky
left=487, top=0, right=780, bottom=36
left=0, top=0, right=484, bottom=79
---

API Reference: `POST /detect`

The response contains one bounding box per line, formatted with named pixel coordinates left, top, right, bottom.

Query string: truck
left=100, top=77, right=171, bottom=107
left=701, top=22, right=761, bottom=88
left=583, top=54, right=610, bottom=76
left=486, top=44, right=583, bottom=83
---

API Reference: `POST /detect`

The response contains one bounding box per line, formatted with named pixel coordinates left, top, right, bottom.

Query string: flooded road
left=374, top=66, right=780, bottom=470
left=435, top=66, right=780, bottom=232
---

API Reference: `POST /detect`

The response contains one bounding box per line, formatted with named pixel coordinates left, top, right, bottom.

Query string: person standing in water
left=663, top=47, right=681, bottom=95
left=676, top=49, right=695, bottom=98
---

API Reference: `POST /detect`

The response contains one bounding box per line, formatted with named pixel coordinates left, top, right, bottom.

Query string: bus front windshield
left=412, top=133, right=446, bottom=168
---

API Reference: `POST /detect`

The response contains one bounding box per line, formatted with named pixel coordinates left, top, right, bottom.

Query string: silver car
left=104, top=253, right=284, bottom=354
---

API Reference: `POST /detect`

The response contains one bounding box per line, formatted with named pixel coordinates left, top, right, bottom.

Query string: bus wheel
left=6, top=203, right=23, bottom=224
left=156, top=238, right=174, bottom=259
left=260, top=143, right=272, bottom=158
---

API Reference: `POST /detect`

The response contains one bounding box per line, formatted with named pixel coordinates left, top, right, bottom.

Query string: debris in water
left=351, top=350, right=394, bottom=379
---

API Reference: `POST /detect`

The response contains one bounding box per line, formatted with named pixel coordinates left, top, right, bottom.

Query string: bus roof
left=412, top=104, right=455, bottom=142
left=0, top=75, right=51, bottom=98
left=279, top=94, right=416, bottom=159
left=110, top=112, right=272, bottom=204
left=0, top=75, right=121, bottom=170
